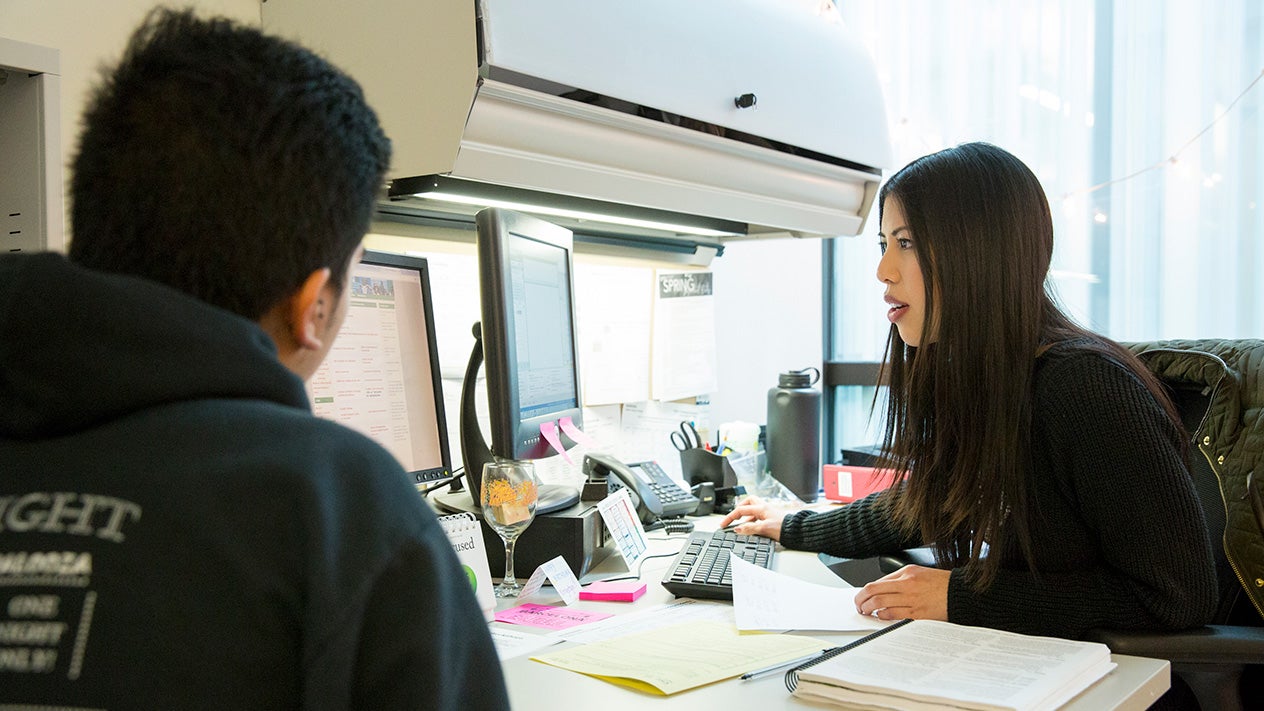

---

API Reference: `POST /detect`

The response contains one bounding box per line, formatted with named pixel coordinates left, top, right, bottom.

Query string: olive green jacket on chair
left=1128, top=339, right=1264, bottom=621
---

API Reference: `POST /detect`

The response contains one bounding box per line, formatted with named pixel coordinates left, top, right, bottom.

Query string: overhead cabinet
left=262, top=0, right=891, bottom=245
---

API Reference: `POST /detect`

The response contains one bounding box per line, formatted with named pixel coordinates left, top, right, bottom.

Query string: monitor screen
left=306, top=250, right=452, bottom=486
left=477, top=208, right=584, bottom=461
left=510, top=234, right=580, bottom=422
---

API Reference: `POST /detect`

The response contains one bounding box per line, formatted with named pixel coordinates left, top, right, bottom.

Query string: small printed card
left=595, top=488, right=649, bottom=570
left=495, top=603, right=613, bottom=631
left=520, top=555, right=583, bottom=605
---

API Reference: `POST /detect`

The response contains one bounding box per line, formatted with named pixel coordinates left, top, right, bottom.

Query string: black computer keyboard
left=659, top=529, right=775, bottom=600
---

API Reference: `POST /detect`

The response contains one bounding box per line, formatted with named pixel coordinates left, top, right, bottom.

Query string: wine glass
left=480, top=459, right=539, bottom=597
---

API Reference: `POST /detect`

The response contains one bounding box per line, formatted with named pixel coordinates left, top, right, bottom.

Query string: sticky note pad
left=495, top=603, right=611, bottom=630
left=578, top=581, right=647, bottom=602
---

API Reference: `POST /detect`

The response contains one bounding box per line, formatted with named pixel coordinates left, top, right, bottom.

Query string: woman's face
left=876, top=197, right=931, bottom=347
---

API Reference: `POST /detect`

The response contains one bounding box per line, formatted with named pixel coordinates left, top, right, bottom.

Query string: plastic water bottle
left=766, top=367, right=822, bottom=502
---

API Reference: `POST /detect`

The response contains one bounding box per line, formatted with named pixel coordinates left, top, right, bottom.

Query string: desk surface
left=492, top=518, right=1169, bottom=711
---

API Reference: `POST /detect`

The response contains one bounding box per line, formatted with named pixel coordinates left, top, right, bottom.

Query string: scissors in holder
left=670, top=421, right=704, bottom=452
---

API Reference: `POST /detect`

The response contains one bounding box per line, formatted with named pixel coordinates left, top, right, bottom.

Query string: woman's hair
left=874, top=142, right=1179, bottom=589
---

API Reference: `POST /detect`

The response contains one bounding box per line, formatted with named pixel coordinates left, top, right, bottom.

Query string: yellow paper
left=531, top=620, right=828, bottom=695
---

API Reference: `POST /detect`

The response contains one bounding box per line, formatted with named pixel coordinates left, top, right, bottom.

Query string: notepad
left=437, top=512, right=494, bottom=621
left=579, top=581, right=647, bottom=602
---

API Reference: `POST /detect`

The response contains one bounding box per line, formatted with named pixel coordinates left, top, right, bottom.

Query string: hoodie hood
left=0, top=253, right=309, bottom=439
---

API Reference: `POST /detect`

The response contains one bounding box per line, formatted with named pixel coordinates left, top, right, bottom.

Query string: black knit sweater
left=780, top=341, right=1218, bottom=639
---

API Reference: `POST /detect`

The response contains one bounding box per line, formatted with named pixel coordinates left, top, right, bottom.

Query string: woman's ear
left=290, top=267, right=333, bottom=351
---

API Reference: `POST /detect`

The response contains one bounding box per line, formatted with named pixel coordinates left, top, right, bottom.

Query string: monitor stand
left=537, top=484, right=582, bottom=515
left=449, top=324, right=581, bottom=516
left=433, top=484, right=579, bottom=517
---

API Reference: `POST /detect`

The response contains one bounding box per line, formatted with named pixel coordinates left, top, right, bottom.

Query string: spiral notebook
left=786, top=618, right=1115, bottom=710
left=438, top=512, right=495, bottom=620
left=784, top=618, right=913, bottom=692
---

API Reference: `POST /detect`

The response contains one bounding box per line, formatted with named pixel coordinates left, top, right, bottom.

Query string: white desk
left=493, top=521, right=1169, bottom=710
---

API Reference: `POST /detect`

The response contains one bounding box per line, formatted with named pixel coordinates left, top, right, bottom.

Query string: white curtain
left=829, top=0, right=1263, bottom=447
left=832, top=0, right=1264, bottom=359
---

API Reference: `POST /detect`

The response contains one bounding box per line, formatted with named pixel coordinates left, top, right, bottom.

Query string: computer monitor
left=306, top=250, right=453, bottom=487
left=447, top=208, right=583, bottom=515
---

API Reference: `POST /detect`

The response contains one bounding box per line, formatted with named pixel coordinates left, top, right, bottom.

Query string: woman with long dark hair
left=722, top=142, right=1217, bottom=639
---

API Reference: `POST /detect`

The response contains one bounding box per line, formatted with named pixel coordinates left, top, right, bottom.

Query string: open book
left=788, top=619, right=1116, bottom=711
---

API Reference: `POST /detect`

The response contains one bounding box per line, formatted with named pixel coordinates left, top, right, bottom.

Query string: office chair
left=875, top=339, right=1264, bottom=710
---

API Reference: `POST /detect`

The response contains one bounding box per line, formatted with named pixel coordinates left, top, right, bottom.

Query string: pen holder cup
left=681, top=448, right=739, bottom=489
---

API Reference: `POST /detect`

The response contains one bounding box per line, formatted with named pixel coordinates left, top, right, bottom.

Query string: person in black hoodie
left=0, top=8, right=508, bottom=710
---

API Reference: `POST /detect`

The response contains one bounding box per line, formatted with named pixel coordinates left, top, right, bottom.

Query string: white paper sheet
left=409, top=251, right=481, bottom=380
left=576, top=404, right=624, bottom=454
left=619, top=400, right=711, bottom=481
left=488, top=624, right=564, bottom=660
left=730, top=554, right=890, bottom=632
left=556, top=598, right=734, bottom=644
left=575, top=263, right=654, bottom=405
left=650, top=270, right=718, bottom=401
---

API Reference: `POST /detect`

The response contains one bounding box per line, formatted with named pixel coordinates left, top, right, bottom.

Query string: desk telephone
left=582, top=453, right=700, bottom=524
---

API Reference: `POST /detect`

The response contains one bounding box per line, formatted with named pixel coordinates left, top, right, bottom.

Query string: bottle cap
left=778, top=367, right=820, bottom=388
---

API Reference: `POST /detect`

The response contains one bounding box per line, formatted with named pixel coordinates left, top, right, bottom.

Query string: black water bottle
left=766, top=367, right=822, bottom=502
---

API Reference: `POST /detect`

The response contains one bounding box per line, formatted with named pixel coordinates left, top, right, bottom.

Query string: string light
left=816, top=0, right=842, bottom=24
left=1059, top=67, right=1264, bottom=201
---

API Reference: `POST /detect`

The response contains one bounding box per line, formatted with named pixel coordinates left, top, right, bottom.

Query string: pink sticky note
left=558, top=416, right=596, bottom=447
left=578, top=581, right=648, bottom=602
left=539, top=421, right=572, bottom=464
left=494, top=603, right=612, bottom=630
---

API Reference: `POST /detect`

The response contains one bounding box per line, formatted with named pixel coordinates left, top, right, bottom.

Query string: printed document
left=730, top=554, right=888, bottom=632
left=532, top=620, right=827, bottom=695
left=650, top=270, right=717, bottom=401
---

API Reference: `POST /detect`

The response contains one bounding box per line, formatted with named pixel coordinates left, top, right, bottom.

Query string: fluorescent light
left=415, top=191, right=741, bottom=238
left=392, top=175, right=747, bottom=240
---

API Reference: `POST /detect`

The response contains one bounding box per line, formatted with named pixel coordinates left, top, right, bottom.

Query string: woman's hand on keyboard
left=718, top=495, right=793, bottom=541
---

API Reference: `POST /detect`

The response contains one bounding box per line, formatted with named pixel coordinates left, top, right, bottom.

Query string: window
left=826, top=0, right=1264, bottom=454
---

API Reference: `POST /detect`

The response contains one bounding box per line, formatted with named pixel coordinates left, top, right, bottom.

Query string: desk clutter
left=474, top=505, right=1156, bottom=710
left=678, top=418, right=803, bottom=509
left=495, top=560, right=1117, bottom=709
left=442, top=421, right=1138, bottom=709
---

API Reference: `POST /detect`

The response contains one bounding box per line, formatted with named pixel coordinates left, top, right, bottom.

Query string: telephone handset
left=582, top=453, right=700, bottom=524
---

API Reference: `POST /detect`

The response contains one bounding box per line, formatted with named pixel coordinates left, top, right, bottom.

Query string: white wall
left=0, top=0, right=262, bottom=249
left=710, top=238, right=823, bottom=425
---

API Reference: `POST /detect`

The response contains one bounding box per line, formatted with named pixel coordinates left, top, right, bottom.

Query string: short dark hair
left=68, top=8, right=391, bottom=319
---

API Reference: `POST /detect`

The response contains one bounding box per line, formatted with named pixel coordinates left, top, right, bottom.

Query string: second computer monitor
left=306, top=250, right=452, bottom=487
left=477, top=207, right=584, bottom=461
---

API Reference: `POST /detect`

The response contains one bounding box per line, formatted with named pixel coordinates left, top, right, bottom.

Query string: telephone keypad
left=638, top=461, right=694, bottom=506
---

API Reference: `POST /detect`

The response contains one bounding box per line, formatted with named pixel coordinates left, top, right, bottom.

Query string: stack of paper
left=533, top=620, right=827, bottom=695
